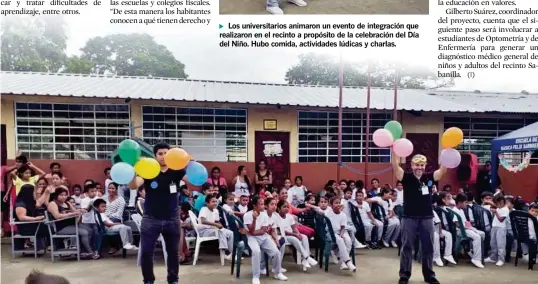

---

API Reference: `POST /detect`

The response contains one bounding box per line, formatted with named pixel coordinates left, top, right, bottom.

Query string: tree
left=76, top=34, right=187, bottom=78
left=1, top=16, right=68, bottom=72
left=285, top=53, right=453, bottom=89
left=64, top=56, right=94, bottom=74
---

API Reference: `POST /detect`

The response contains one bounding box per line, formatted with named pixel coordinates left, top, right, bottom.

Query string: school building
left=1, top=71, right=538, bottom=199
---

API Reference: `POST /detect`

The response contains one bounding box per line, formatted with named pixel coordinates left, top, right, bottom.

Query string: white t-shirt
left=370, top=196, right=390, bottom=213
left=452, top=207, right=468, bottom=223
left=222, top=204, right=235, bottom=214
left=325, top=209, right=347, bottom=233
left=279, top=213, right=295, bottom=233
left=354, top=201, right=371, bottom=224
left=100, top=213, right=112, bottom=224
left=238, top=204, right=248, bottom=213
left=243, top=210, right=271, bottom=231
left=81, top=196, right=100, bottom=224
left=433, top=210, right=441, bottom=224
left=267, top=212, right=280, bottom=229
left=492, top=206, right=510, bottom=228
left=198, top=207, right=220, bottom=229
left=288, top=185, right=307, bottom=206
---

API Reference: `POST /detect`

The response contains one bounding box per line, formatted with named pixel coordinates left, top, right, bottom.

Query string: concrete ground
left=219, top=0, right=429, bottom=15
left=1, top=242, right=537, bottom=284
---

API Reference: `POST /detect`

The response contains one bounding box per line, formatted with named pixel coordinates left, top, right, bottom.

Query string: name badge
left=170, top=183, right=177, bottom=194
left=421, top=185, right=429, bottom=195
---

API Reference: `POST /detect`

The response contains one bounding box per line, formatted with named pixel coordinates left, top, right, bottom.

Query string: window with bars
left=443, top=115, right=538, bottom=164
left=15, top=102, right=131, bottom=160
left=297, top=111, right=392, bottom=163
left=141, top=106, right=247, bottom=162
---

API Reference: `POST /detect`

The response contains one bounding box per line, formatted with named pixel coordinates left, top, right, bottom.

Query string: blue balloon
left=111, top=162, right=135, bottom=184
left=186, top=161, right=208, bottom=186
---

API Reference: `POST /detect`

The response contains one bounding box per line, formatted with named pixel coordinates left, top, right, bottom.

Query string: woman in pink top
left=207, top=166, right=228, bottom=198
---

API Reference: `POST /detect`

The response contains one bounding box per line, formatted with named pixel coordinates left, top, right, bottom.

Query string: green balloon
left=118, top=139, right=141, bottom=165
left=384, top=120, right=403, bottom=139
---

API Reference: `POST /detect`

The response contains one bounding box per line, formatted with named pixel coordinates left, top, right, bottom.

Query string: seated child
left=94, top=199, right=138, bottom=250
left=198, top=194, right=234, bottom=260
left=367, top=188, right=401, bottom=248
left=298, top=194, right=317, bottom=229
left=342, top=188, right=366, bottom=249
left=352, top=190, right=383, bottom=249
left=222, top=193, right=243, bottom=217
left=485, top=195, right=510, bottom=266
left=238, top=195, right=250, bottom=214
left=325, top=197, right=356, bottom=272
left=180, top=203, right=195, bottom=238
left=521, top=204, right=538, bottom=263
left=277, top=199, right=318, bottom=271
left=193, top=183, right=213, bottom=213
left=264, top=197, right=287, bottom=272
left=433, top=209, right=456, bottom=266
left=243, top=196, right=287, bottom=284
left=452, top=194, right=485, bottom=268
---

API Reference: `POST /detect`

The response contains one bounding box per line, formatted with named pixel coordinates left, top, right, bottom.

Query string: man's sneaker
left=471, top=259, right=484, bottom=268
left=273, top=273, right=288, bottom=281
left=356, top=242, right=367, bottom=249
left=382, top=240, right=390, bottom=247
left=496, top=260, right=504, bottom=267
left=301, top=259, right=311, bottom=269
left=398, top=277, right=409, bottom=284
left=346, top=260, right=356, bottom=272
left=123, top=243, right=138, bottom=250
left=307, top=256, right=318, bottom=266
left=391, top=241, right=398, bottom=248
left=272, top=268, right=287, bottom=274
left=425, top=277, right=441, bottom=284
left=266, top=6, right=283, bottom=14
left=484, top=257, right=496, bottom=263
left=434, top=257, right=444, bottom=267
left=288, top=0, right=307, bottom=6
left=443, top=255, right=457, bottom=265
left=252, top=278, right=261, bottom=284
left=340, top=262, right=349, bottom=270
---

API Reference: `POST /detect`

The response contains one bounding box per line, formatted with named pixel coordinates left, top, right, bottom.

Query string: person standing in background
left=476, top=161, right=501, bottom=204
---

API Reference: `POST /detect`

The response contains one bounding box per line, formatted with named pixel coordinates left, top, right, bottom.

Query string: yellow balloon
left=134, top=158, right=160, bottom=179
left=441, top=127, right=464, bottom=148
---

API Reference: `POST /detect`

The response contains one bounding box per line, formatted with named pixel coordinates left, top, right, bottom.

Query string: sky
left=54, top=5, right=538, bottom=93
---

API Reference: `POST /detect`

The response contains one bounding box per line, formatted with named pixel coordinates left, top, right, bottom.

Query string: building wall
left=2, top=95, right=538, bottom=200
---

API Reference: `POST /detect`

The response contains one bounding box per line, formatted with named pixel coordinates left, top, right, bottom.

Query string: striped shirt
left=104, top=195, right=126, bottom=221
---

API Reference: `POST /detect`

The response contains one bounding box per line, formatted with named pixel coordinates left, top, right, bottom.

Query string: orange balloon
left=164, top=148, right=190, bottom=170
left=441, top=127, right=463, bottom=148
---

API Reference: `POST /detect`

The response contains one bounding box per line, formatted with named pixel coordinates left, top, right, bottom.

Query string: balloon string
left=341, top=163, right=394, bottom=175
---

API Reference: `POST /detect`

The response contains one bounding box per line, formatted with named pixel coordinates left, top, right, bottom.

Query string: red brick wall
left=7, top=160, right=538, bottom=201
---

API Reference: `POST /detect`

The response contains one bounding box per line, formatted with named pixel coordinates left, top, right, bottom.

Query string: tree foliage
left=285, top=53, right=454, bottom=89
left=1, top=16, right=68, bottom=73
left=74, top=34, right=187, bottom=78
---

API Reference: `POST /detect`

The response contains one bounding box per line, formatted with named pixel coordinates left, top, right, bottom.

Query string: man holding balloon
left=374, top=122, right=463, bottom=284
left=111, top=139, right=208, bottom=284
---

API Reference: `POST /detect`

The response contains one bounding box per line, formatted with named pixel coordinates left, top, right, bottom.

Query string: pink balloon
left=440, top=148, right=461, bottom=169
left=373, top=129, right=394, bottom=147
left=393, top=138, right=414, bottom=158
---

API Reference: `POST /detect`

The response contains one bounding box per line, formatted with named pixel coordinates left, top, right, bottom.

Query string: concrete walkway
left=1, top=243, right=537, bottom=283
left=219, top=0, right=429, bottom=15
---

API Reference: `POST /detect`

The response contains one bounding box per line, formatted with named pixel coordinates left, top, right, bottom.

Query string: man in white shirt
left=368, top=188, right=400, bottom=247
left=452, top=194, right=485, bottom=268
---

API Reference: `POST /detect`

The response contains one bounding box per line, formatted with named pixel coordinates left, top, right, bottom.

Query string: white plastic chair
left=188, top=210, right=225, bottom=266
left=131, top=214, right=168, bottom=266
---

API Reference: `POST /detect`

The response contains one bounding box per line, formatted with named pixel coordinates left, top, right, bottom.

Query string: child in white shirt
left=522, top=204, right=538, bottom=263
left=276, top=199, right=318, bottom=271
left=237, top=195, right=250, bottom=215
left=325, top=197, right=356, bottom=272
left=452, top=194, right=485, bottom=268
left=243, top=196, right=287, bottom=284
left=198, top=195, right=234, bottom=260
left=433, top=210, right=456, bottom=266
left=485, top=195, right=510, bottom=266
left=352, top=191, right=383, bottom=247
left=367, top=188, right=401, bottom=248
left=94, top=199, right=137, bottom=250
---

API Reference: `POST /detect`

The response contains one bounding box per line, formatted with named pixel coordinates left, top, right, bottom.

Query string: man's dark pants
left=140, top=216, right=180, bottom=283
left=399, top=217, right=435, bottom=281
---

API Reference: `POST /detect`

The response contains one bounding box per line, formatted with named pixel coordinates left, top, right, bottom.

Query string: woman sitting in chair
left=47, top=187, right=94, bottom=258
left=14, top=184, right=49, bottom=248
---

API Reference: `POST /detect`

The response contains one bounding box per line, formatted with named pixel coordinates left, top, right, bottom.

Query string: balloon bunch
left=439, top=127, right=464, bottom=168
left=373, top=120, right=414, bottom=158
left=110, top=139, right=208, bottom=186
